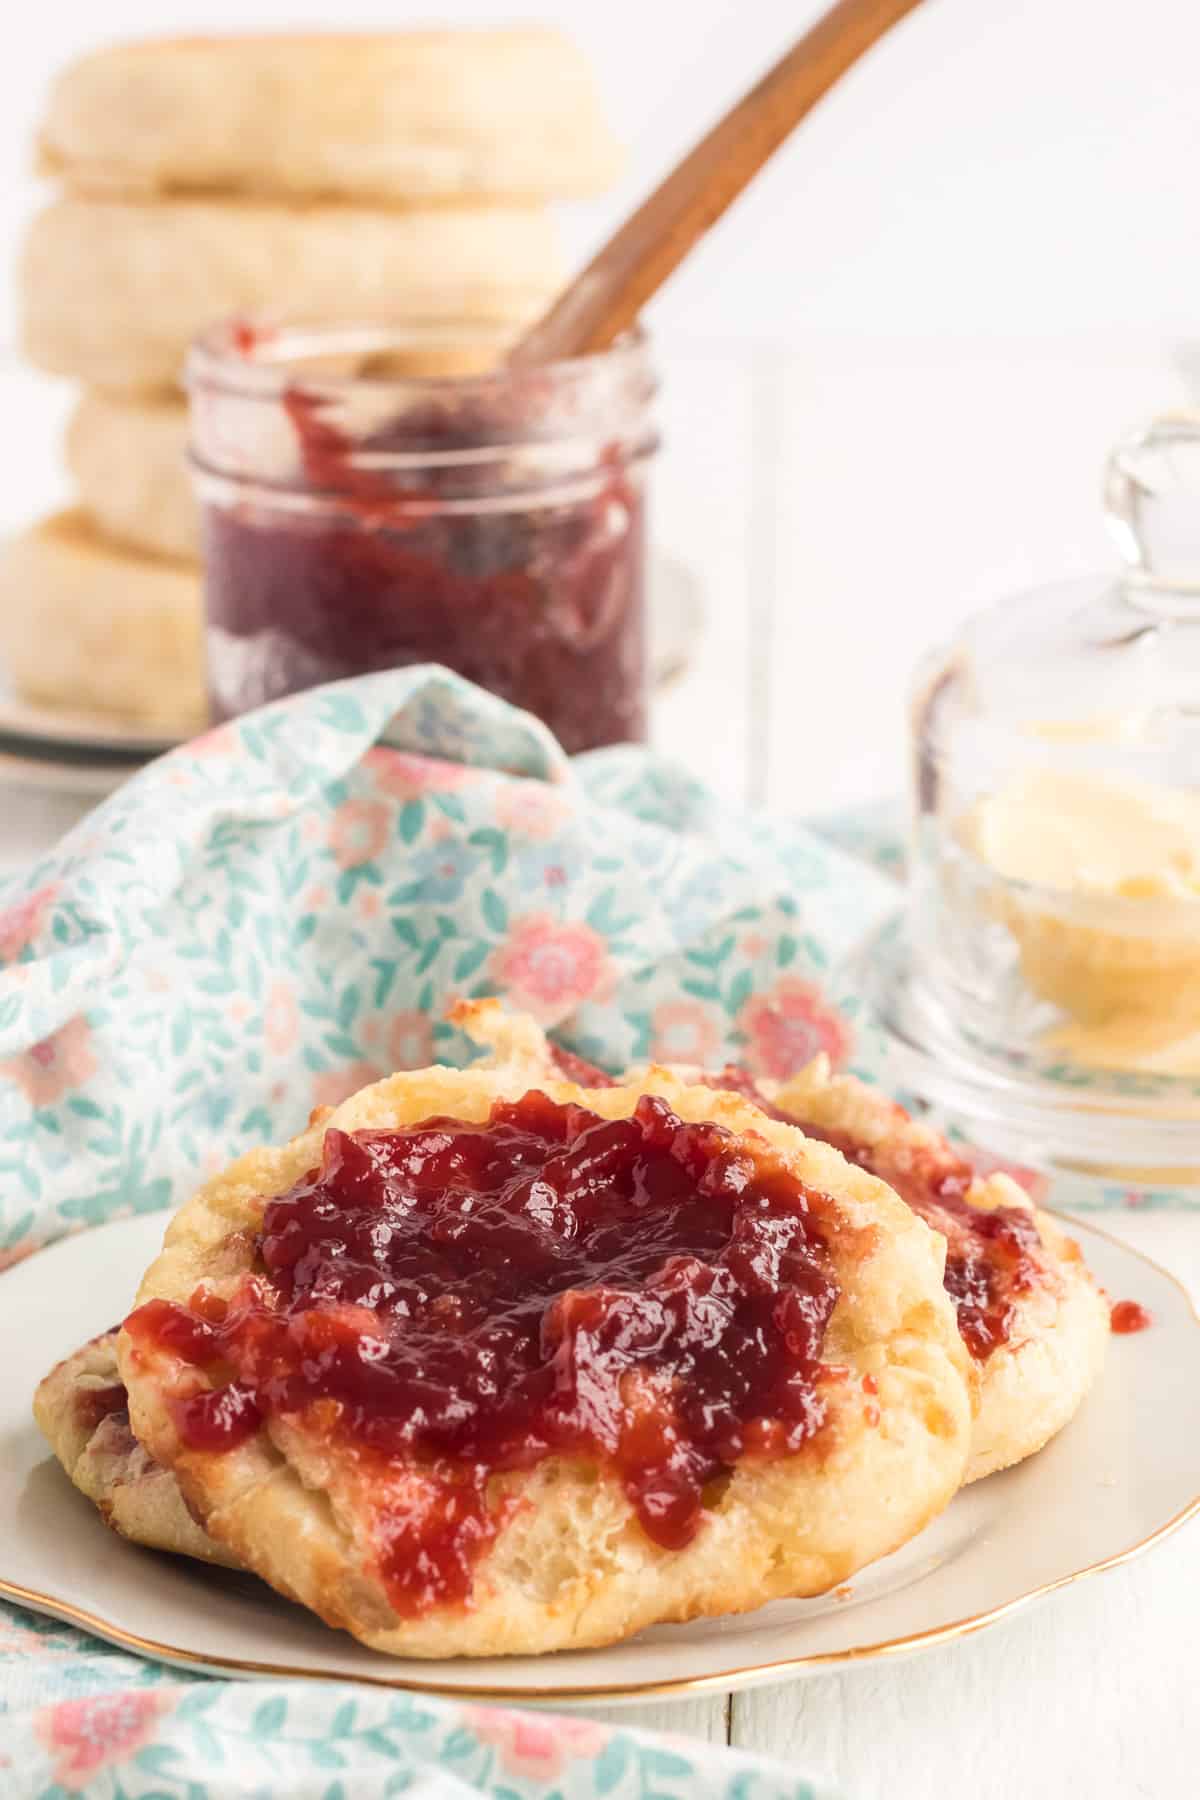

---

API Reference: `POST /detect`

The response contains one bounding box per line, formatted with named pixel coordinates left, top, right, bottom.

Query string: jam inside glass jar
left=187, top=320, right=658, bottom=753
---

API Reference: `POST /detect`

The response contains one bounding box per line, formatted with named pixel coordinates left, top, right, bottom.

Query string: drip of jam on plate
left=202, top=384, right=646, bottom=754
left=700, top=1066, right=1042, bottom=1361
left=125, top=1090, right=839, bottom=1615
left=1110, top=1298, right=1152, bottom=1334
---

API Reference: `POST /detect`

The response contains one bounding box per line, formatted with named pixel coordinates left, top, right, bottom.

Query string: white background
left=3, top=0, right=1200, bottom=811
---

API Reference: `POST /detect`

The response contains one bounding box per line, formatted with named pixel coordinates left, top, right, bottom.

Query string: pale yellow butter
left=967, top=767, right=1200, bottom=1065
left=972, top=767, right=1200, bottom=899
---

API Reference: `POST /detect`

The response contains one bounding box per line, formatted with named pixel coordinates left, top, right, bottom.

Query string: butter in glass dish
left=852, top=413, right=1200, bottom=1193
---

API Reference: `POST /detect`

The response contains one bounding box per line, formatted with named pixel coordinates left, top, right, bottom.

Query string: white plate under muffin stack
left=0, top=31, right=620, bottom=740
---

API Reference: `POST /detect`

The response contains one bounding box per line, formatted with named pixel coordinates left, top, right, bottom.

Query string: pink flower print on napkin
left=188, top=721, right=239, bottom=758
left=0, top=1016, right=98, bottom=1109
left=650, top=999, right=724, bottom=1068
left=0, top=1612, right=61, bottom=1655
left=386, top=1009, right=434, bottom=1071
left=35, top=1690, right=176, bottom=1791
left=359, top=1009, right=434, bottom=1073
left=0, top=882, right=59, bottom=963
left=365, top=747, right=470, bottom=800
left=491, top=914, right=611, bottom=1024
left=493, top=779, right=571, bottom=842
left=263, top=981, right=300, bottom=1057
left=329, top=799, right=390, bottom=870
left=466, top=1707, right=609, bottom=1782
left=311, top=1060, right=383, bottom=1111
left=737, top=976, right=851, bottom=1079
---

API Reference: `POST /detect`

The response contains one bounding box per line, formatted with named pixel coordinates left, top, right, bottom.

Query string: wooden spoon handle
left=510, top=0, right=924, bottom=368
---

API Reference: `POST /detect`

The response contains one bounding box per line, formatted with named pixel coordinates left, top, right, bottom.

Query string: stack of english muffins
left=1, top=31, right=619, bottom=734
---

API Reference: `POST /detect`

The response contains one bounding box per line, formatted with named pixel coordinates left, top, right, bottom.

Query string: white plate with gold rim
left=1, top=1211, right=1197, bottom=1706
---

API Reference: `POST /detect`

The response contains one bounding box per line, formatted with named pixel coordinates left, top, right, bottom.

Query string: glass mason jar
left=187, top=320, right=658, bottom=753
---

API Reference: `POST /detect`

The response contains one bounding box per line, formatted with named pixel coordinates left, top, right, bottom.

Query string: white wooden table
left=4, top=335, right=1198, bottom=1796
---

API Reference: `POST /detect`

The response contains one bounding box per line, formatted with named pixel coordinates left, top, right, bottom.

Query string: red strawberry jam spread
left=125, top=1090, right=839, bottom=1615
left=1110, top=1298, right=1152, bottom=1334
left=76, top=1382, right=131, bottom=1433
left=701, top=1066, right=1043, bottom=1361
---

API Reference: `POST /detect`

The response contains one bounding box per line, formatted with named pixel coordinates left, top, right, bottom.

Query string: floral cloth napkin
left=0, top=1602, right=829, bottom=1799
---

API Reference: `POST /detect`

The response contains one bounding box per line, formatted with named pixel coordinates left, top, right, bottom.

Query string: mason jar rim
left=186, top=315, right=653, bottom=403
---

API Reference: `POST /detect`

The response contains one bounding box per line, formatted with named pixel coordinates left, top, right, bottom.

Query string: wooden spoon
left=510, top=0, right=924, bottom=367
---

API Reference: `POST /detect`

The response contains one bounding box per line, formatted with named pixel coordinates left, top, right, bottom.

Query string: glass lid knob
left=1104, top=411, right=1200, bottom=614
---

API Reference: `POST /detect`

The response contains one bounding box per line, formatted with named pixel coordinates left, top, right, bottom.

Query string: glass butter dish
left=853, top=415, right=1200, bottom=1194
